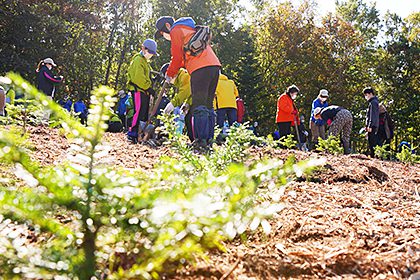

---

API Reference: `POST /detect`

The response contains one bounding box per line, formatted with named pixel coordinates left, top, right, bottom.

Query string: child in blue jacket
left=310, top=89, right=329, bottom=145
left=74, top=99, right=88, bottom=125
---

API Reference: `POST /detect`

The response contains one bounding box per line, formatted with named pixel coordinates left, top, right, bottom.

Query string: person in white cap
left=309, top=89, right=329, bottom=146
left=36, top=58, right=63, bottom=98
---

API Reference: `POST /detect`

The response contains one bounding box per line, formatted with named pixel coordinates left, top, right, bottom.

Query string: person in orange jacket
left=276, top=85, right=300, bottom=139
left=155, top=16, right=221, bottom=151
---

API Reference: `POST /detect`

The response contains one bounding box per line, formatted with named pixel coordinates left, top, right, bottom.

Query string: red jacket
left=276, top=93, right=300, bottom=125
left=166, top=24, right=221, bottom=78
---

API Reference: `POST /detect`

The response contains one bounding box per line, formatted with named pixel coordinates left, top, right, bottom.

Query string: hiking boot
left=145, top=139, right=158, bottom=148
left=192, top=139, right=208, bottom=154
left=343, top=142, right=351, bottom=154
left=127, top=135, right=138, bottom=144
left=215, top=134, right=225, bottom=145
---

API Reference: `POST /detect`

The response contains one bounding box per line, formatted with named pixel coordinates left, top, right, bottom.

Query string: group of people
left=0, top=15, right=399, bottom=156
left=275, top=85, right=394, bottom=156
left=58, top=97, right=89, bottom=125
left=121, top=16, right=244, bottom=149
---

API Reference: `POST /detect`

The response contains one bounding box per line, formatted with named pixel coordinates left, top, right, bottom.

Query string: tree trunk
left=103, top=3, right=129, bottom=86
left=114, top=38, right=128, bottom=89
left=103, top=24, right=117, bottom=86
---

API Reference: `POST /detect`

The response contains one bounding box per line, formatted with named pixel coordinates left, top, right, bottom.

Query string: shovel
left=140, top=81, right=171, bottom=142
left=293, top=114, right=305, bottom=151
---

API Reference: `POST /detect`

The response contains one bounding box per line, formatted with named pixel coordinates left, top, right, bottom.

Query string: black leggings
left=185, top=110, right=194, bottom=142
left=190, top=66, right=220, bottom=111
left=277, top=122, right=292, bottom=138
left=129, top=90, right=150, bottom=135
left=368, top=130, right=380, bottom=157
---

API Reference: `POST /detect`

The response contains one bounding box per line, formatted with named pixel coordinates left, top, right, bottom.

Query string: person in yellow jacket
left=164, top=68, right=192, bottom=110
left=214, top=74, right=239, bottom=129
left=162, top=64, right=196, bottom=140
left=126, top=39, right=158, bottom=144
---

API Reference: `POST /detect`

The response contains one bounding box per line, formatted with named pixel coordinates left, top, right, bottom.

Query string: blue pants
left=216, top=108, right=237, bottom=128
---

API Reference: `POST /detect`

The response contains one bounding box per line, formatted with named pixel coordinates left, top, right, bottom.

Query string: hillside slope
left=3, top=126, right=420, bottom=279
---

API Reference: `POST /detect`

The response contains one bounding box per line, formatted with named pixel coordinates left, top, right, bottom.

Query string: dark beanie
left=155, top=16, right=175, bottom=39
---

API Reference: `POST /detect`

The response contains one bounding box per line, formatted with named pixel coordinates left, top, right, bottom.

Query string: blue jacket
left=63, top=100, right=72, bottom=112
left=171, top=17, right=196, bottom=30
left=311, top=98, right=328, bottom=125
left=74, top=100, right=88, bottom=118
left=116, top=95, right=129, bottom=116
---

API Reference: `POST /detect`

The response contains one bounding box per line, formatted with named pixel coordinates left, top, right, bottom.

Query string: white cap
left=43, top=58, right=57, bottom=67
left=319, top=89, right=329, bottom=97
left=118, top=90, right=126, bottom=97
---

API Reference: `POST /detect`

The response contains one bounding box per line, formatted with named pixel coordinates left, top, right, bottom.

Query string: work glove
left=327, top=119, right=332, bottom=126
left=146, top=87, right=156, bottom=97
left=303, top=130, right=309, bottom=137
left=163, top=102, right=175, bottom=114
left=165, top=75, right=176, bottom=84
left=180, top=102, right=190, bottom=115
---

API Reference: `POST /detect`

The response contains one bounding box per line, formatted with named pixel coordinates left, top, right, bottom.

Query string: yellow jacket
left=172, top=68, right=192, bottom=107
left=214, top=74, right=239, bottom=109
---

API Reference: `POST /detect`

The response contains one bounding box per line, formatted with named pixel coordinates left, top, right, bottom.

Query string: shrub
left=316, top=135, right=344, bottom=155
left=396, top=145, right=419, bottom=164
left=0, top=95, right=80, bottom=131
left=0, top=73, right=321, bottom=279
left=374, top=144, right=392, bottom=160
left=0, top=101, right=45, bottom=128
left=279, top=134, right=297, bottom=149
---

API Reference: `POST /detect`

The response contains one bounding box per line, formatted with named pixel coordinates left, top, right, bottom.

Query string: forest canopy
left=0, top=0, right=419, bottom=147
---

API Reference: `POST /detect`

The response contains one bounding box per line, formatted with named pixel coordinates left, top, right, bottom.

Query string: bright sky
left=239, top=0, right=420, bottom=18
left=317, top=0, right=419, bottom=18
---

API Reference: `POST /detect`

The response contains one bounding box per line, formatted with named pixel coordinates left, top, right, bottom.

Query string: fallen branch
left=220, top=257, right=242, bottom=280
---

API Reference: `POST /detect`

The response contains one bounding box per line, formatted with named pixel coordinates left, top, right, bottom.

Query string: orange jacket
left=276, top=93, right=300, bottom=125
left=166, top=24, right=221, bottom=78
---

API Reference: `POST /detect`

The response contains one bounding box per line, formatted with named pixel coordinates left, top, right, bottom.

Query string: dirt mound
left=169, top=150, right=420, bottom=279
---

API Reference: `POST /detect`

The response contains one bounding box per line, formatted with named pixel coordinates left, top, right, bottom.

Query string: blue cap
left=143, top=39, right=158, bottom=55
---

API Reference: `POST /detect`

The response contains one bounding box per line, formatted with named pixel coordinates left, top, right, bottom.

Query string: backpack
left=184, top=25, right=211, bottom=56
left=236, top=98, right=245, bottom=123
